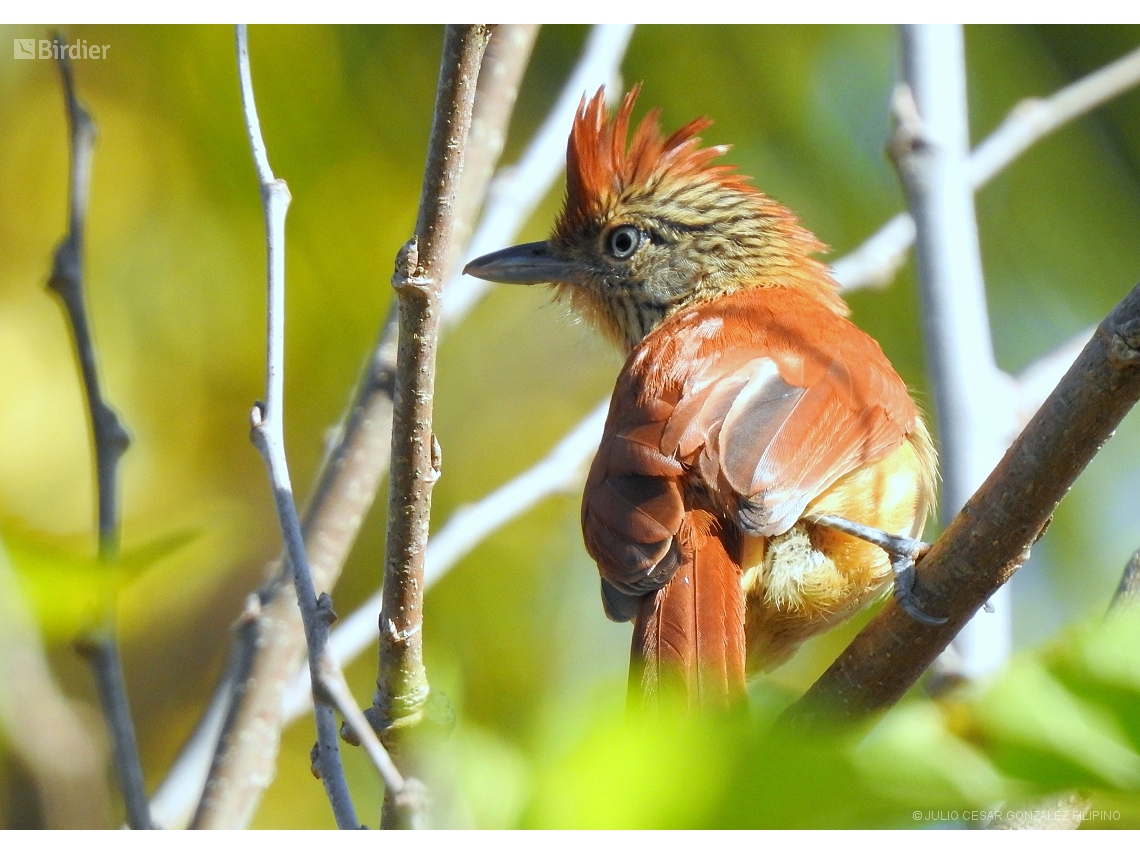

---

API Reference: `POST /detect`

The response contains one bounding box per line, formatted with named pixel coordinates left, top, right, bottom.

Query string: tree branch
left=318, top=654, right=424, bottom=827
left=833, top=44, right=1140, bottom=294
left=45, top=36, right=150, bottom=830
left=790, top=278, right=1140, bottom=723
left=194, top=25, right=359, bottom=830
left=373, top=23, right=490, bottom=736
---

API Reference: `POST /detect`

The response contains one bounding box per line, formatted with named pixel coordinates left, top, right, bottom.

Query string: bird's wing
left=583, top=395, right=687, bottom=617
left=581, top=288, right=916, bottom=607
left=661, top=294, right=918, bottom=537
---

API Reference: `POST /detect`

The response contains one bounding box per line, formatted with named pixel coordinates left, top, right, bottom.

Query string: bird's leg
left=808, top=513, right=947, bottom=626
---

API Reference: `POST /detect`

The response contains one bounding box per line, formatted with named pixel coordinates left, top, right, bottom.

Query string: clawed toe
left=891, top=554, right=946, bottom=626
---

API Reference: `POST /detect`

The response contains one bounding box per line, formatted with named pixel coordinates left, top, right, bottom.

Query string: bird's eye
left=607, top=225, right=642, bottom=259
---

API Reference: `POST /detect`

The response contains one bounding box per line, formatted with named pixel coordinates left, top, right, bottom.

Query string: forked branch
left=833, top=44, right=1140, bottom=293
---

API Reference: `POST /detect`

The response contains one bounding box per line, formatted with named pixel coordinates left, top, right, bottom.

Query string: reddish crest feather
left=560, top=86, right=756, bottom=235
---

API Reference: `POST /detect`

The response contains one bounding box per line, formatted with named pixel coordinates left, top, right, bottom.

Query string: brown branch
left=45, top=35, right=150, bottom=830
left=372, top=24, right=490, bottom=735
left=789, top=278, right=1140, bottom=724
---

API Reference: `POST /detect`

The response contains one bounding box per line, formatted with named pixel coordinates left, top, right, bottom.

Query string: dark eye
left=607, top=225, right=642, bottom=259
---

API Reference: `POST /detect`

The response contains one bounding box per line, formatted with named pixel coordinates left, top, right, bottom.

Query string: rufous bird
left=465, top=87, right=941, bottom=707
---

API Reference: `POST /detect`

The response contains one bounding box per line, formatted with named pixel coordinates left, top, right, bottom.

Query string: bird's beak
left=463, top=241, right=583, bottom=286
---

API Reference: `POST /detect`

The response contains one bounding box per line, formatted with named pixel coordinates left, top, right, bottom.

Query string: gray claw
left=892, top=555, right=947, bottom=626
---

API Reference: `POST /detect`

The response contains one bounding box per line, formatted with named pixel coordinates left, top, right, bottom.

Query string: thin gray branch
left=968, top=45, right=1140, bottom=188
left=833, top=44, right=1140, bottom=294
left=318, top=654, right=416, bottom=819
left=892, top=25, right=1011, bottom=677
left=194, top=25, right=358, bottom=830
left=45, top=36, right=149, bottom=830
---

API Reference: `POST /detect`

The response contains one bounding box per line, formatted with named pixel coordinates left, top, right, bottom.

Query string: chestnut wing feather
left=581, top=289, right=916, bottom=614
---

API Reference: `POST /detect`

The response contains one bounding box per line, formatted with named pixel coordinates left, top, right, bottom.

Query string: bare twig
left=153, top=25, right=631, bottom=829
left=790, top=278, right=1140, bottom=723
left=373, top=23, right=490, bottom=735
left=893, top=25, right=1012, bottom=677
left=45, top=37, right=149, bottom=830
left=318, top=655, right=414, bottom=816
left=833, top=44, right=1140, bottom=294
left=968, top=46, right=1140, bottom=188
left=194, top=25, right=358, bottom=830
left=281, top=400, right=609, bottom=722
left=0, top=536, right=110, bottom=828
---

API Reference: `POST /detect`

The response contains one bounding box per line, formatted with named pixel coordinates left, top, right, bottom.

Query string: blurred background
left=1, top=24, right=1139, bottom=829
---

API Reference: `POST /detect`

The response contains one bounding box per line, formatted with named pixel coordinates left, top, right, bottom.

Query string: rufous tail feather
left=630, top=511, right=746, bottom=707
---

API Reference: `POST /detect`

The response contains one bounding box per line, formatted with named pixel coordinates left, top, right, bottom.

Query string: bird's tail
left=629, top=510, right=746, bottom=708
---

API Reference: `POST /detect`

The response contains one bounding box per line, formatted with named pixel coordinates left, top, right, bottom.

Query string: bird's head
left=464, top=86, right=843, bottom=351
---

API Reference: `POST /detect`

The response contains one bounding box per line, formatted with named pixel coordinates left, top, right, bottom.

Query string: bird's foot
left=890, top=552, right=947, bottom=626
left=809, top=513, right=946, bottom=626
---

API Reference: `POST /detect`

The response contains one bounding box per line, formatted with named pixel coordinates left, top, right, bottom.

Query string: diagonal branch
left=833, top=44, right=1140, bottom=294
left=45, top=35, right=149, bottom=830
left=790, top=278, right=1140, bottom=723
left=194, top=25, right=358, bottom=830
left=445, top=25, right=540, bottom=280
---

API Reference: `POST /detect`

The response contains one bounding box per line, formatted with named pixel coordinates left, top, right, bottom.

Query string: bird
left=464, top=86, right=941, bottom=708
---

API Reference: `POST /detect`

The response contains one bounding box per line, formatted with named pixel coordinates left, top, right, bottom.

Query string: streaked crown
left=547, top=87, right=845, bottom=351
